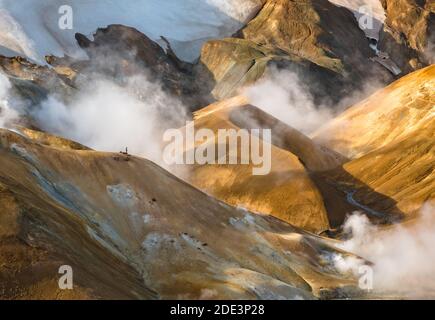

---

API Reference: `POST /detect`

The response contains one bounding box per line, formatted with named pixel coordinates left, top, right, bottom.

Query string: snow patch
left=0, top=8, right=38, bottom=61
left=0, top=0, right=262, bottom=63
left=329, top=0, right=385, bottom=40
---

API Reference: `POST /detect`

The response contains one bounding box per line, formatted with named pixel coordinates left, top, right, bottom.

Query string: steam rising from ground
left=245, top=68, right=385, bottom=135
left=245, top=69, right=334, bottom=134
left=33, top=75, right=187, bottom=164
left=0, top=71, right=18, bottom=128
left=337, top=203, right=435, bottom=298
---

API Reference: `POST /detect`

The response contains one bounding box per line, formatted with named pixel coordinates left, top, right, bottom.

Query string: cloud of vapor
left=244, top=67, right=386, bottom=136
left=244, top=68, right=335, bottom=135
left=32, top=74, right=187, bottom=165
left=0, top=71, right=19, bottom=128
left=336, top=203, right=435, bottom=298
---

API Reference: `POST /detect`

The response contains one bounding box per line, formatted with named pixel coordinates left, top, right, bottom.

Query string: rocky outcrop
left=74, top=25, right=211, bottom=110
left=0, top=55, right=74, bottom=104
left=379, top=0, right=435, bottom=72
left=197, top=0, right=394, bottom=104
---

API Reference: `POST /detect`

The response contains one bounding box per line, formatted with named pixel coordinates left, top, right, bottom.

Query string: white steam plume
left=329, top=0, right=386, bottom=23
left=244, top=67, right=385, bottom=136
left=244, top=68, right=334, bottom=134
left=32, top=75, right=187, bottom=165
left=336, top=203, right=435, bottom=298
left=0, top=71, right=19, bottom=128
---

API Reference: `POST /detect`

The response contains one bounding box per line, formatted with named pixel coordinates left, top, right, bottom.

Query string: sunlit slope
left=338, top=119, right=434, bottom=217
left=173, top=97, right=346, bottom=233
left=313, top=65, right=435, bottom=158
left=15, top=126, right=90, bottom=151
left=0, top=128, right=365, bottom=299
left=315, top=65, right=434, bottom=217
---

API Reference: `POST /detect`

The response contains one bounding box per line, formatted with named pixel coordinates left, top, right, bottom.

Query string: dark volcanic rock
left=196, top=0, right=394, bottom=105
left=74, top=25, right=212, bottom=110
